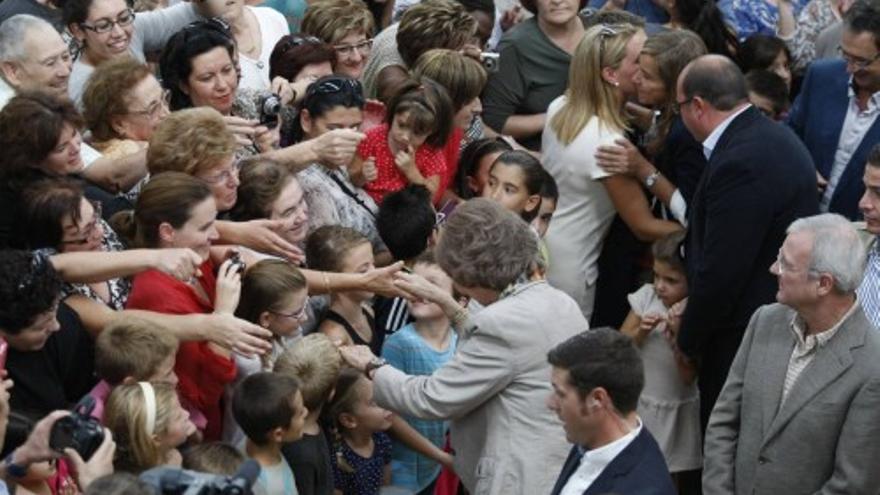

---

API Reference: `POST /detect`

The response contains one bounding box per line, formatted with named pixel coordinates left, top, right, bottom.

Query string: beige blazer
left=373, top=281, right=588, bottom=495
left=703, top=302, right=880, bottom=495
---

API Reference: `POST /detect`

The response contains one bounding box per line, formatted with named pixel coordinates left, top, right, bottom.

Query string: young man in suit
left=547, top=328, right=675, bottom=495
left=703, top=214, right=880, bottom=494
left=788, top=0, right=880, bottom=220
left=674, top=55, right=818, bottom=429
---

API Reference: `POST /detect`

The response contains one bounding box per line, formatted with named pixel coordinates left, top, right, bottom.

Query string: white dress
left=541, top=96, right=620, bottom=321
left=237, top=6, right=290, bottom=92
left=627, top=284, right=702, bottom=472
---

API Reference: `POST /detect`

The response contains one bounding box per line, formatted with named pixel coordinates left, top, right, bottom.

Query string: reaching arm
left=50, top=248, right=202, bottom=284
left=259, top=129, right=366, bottom=172
left=80, top=149, right=148, bottom=194
left=387, top=416, right=453, bottom=469
left=602, top=175, right=683, bottom=242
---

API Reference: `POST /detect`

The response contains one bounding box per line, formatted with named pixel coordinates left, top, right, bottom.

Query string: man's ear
left=0, top=61, right=21, bottom=88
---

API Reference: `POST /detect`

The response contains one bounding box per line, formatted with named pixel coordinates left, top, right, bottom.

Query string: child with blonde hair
left=88, top=318, right=179, bottom=421
left=104, top=382, right=196, bottom=474
left=275, top=334, right=343, bottom=495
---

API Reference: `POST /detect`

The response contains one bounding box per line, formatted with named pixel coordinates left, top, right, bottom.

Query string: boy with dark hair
left=374, top=184, right=438, bottom=334
left=232, top=372, right=308, bottom=495
left=745, top=70, right=789, bottom=121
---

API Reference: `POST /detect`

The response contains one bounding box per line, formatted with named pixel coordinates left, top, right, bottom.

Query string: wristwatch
left=644, top=169, right=661, bottom=188
left=364, top=357, right=388, bottom=380
left=4, top=452, right=28, bottom=478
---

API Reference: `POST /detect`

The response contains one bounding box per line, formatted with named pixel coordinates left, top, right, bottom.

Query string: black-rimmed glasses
left=79, top=8, right=135, bottom=33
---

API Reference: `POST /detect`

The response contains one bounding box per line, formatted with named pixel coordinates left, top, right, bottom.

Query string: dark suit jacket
left=549, top=428, right=675, bottom=495
left=678, top=107, right=818, bottom=402
left=788, top=58, right=880, bottom=220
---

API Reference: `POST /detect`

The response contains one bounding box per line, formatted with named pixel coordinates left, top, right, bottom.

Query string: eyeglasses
left=201, top=160, right=242, bottom=185
left=673, top=97, right=694, bottom=114
left=79, top=9, right=135, bottom=34
left=270, top=297, right=310, bottom=320
left=62, top=200, right=103, bottom=245
left=128, top=89, right=171, bottom=118
left=773, top=248, right=818, bottom=276
left=278, top=35, right=324, bottom=55
left=333, top=39, right=373, bottom=57
left=837, top=45, right=880, bottom=70
left=305, top=76, right=365, bottom=105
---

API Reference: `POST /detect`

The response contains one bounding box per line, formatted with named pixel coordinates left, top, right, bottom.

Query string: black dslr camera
left=258, top=93, right=282, bottom=128
left=49, top=396, right=105, bottom=461
left=140, top=459, right=261, bottom=495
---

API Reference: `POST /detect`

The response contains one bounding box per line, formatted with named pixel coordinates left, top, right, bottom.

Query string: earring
left=613, top=81, right=620, bottom=87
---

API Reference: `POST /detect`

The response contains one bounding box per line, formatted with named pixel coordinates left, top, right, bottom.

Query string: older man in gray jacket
left=703, top=213, right=880, bottom=494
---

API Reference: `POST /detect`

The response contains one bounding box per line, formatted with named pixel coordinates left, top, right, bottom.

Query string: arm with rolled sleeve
left=372, top=315, right=516, bottom=421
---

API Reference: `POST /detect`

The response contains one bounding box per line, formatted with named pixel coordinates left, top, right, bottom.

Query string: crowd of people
left=0, top=0, right=877, bottom=492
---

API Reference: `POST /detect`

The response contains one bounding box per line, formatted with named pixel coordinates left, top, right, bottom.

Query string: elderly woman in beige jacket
left=341, top=199, right=588, bottom=495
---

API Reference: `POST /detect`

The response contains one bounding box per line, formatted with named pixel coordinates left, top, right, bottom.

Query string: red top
left=125, top=259, right=236, bottom=441
left=359, top=124, right=447, bottom=205
left=440, top=127, right=464, bottom=197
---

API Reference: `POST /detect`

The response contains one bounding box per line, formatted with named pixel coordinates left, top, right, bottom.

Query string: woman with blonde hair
left=104, top=381, right=196, bottom=473
left=541, top=24, right=682, bottom=322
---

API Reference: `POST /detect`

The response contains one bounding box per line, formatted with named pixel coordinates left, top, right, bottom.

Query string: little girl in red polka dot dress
left=351, top=79, right=454, bottom=205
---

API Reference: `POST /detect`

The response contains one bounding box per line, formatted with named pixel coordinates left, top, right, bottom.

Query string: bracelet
left=322, top=271, right=332, bottom=295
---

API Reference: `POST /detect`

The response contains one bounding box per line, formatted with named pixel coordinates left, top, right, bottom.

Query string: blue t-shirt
left=331, top=432, right=392, bottom=495
left=381, top=323, right=458, bottom=492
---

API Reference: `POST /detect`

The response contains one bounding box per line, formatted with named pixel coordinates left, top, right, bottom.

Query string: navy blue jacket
left=549, top=428, right=675, bottom=495
left=788, top=58, right=880, bottom=219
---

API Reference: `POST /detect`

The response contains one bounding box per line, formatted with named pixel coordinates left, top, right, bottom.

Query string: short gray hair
left=0, top=14, right=56, bottom=62
left=436, top=198, right=537, bottom=291
left=787, top=213, right=867, bottom=293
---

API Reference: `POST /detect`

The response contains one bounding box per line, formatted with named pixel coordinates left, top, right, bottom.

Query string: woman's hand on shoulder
left=595, top=138, right=652, bottom=178
left=151, top=248, right=203, bottom=282
left=203, top=313, right=272, bottom=357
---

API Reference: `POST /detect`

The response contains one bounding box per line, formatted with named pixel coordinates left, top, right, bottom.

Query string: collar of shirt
left=789, top=299, right=860, bottom=355
left=0, top=77, right=14, bottom=110
left=847, top=77, right=880, bottom=111
left=702, top=104, right=752, bottom=160
left=562, top=418, right=643, bottom=495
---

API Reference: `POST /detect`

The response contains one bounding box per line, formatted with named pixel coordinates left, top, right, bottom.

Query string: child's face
left=282, top=390, right=309, bottom=442
left=653, top=260, right=688, bottom=308
left=483, top=162, right=540, bottom=217
left=267, top=289, right=309, bottom=339
left=530, top=197, right=557, bottom=238
left=352, top=377, right=392, bottom=432
left=467, top=151, right=504, bottom=196
left=340, top=242, right=375, bottom=300
left=158, top=397, right=197, bottom=450
left=147, top=355, right=179, bottom=387
left=407, top=263, right=454, bottom=320
left=389, top=111, right=429, bottom=153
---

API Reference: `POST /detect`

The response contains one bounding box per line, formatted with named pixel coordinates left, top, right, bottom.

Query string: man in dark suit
left=674, top=55, right=819, bottom=429
left=547, top=328, right=675, bottom=495
left=704, top=214, right=880, bottom=494
left=788, top=0, right=880, bottom=220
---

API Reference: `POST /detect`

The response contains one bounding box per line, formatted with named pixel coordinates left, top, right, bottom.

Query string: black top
left=372, top=296, right=412, bottom=337
left=323, top=308, right=384, bottom=356
left=0, top=0, right=63, bottom=31
left=7, top=302, right=96, bottom=417
left=281, top=431, right=334, bottom=495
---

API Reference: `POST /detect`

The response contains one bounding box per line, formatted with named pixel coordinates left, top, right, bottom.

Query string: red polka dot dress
left=359, top=124, right=447, bottom=205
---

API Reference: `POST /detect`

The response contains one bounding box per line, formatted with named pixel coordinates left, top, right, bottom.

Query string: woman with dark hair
left=453, top=137, right=512, bottom=200
left=339, top=198, right=587, bottom=495
left=481, top=0, right=586, bottom=150
left=63, top=0, right=199, bottom=103
left=269, top=33, right=336, bottom=85
left=661, top=0, right=739, bottom=60
left=294, top=75, right=388, bottom=258
left=739, top=34, right=793, bottom=89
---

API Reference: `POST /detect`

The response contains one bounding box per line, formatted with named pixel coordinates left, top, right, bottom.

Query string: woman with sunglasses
left=293, top=75, right=389, bottom=261
left=269, top=33, right=335, bottom=109
left=540, top=25, right=683, bottom=325
left=63, top=0, right=200, bottom=104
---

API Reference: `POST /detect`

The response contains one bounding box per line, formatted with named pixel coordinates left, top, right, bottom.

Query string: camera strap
left=139, top=382, right=157, bottom=435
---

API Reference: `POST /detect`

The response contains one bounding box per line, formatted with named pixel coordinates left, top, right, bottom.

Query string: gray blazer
left=703, top=302, right=880, bottom=495
left=372, top=281, right=588, bottom=495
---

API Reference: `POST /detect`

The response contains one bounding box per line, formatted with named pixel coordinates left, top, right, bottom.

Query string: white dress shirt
left=701, top=104, right=752, bottom=160
left=559, top=419, right=644, bottom=495
left=821, top=82, right=880, bottom=211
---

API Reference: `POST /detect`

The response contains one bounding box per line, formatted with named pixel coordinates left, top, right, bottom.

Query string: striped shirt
left=782, top=301, right=859, bottom=404
left=857, top=237, right=880, bottom=328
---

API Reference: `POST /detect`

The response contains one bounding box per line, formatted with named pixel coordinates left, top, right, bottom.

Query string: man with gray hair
left=0, top=14, right=71, bottom=105
left=703, top=213, right=880, bottom=495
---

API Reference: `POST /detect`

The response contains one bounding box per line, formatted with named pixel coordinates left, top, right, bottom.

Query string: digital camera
left=49, top=396, right=105, bottom=461
left=258, top=94, right=282, bottom=127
